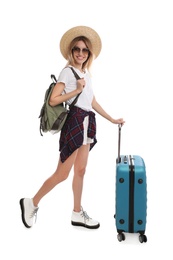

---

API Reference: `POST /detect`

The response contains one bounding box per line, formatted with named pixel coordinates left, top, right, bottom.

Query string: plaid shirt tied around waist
left=59, top=106, right=97, bottom=163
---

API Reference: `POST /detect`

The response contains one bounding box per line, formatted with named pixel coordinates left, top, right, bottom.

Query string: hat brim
left=60, top=26, right=102, bottom=60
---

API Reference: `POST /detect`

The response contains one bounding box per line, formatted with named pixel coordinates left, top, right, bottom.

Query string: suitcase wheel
left=139, top=234, right=147, bottom=243
left=117, top=233, right=125, bottom=242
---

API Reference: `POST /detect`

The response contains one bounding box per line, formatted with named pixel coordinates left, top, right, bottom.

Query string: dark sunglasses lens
left=73, top=47, right=80, bottom=52
left=83, top=48, right=89, bottom=54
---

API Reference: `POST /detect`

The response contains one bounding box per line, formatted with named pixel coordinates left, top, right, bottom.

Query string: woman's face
left=72, top=40, right=90, bottom=66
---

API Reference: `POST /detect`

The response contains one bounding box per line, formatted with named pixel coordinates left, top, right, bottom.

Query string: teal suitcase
left=115, top=125, right=147, bottom=243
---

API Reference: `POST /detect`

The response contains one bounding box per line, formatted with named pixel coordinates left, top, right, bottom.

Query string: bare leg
left=72, top=144, right=90, bottom=212
left=33, top=150, right=78, bottom=207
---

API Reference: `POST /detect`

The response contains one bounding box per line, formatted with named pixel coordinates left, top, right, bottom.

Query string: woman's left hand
left=111, top=118, right=125, bottom=125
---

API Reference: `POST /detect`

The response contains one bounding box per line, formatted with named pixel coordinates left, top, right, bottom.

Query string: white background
left=1, top=0, right=173, bottom=259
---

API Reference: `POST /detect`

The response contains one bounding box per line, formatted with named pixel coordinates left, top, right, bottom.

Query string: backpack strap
left=70, top=67, right=81, bottom=80
left=69, top=67, right=82, bottom=109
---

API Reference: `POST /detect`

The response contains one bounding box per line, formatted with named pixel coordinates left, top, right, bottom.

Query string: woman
left=20, top=26, right=125, bottom=229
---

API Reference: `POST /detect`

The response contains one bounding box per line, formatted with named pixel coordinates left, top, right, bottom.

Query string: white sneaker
left=71, top=207, right=100, bottom=229
left=19, top=198, right=39, bottom=228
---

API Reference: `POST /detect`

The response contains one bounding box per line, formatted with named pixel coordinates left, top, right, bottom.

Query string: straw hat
left=60, top=25, right=102, bottom=60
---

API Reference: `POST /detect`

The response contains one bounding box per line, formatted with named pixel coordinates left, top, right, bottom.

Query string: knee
left=61, top=172, right=69, bottom=181
left=74, top=166, right=86, bottom=178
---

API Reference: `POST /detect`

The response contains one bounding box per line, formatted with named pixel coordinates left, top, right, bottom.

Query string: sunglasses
left=72, top=46, right=90, bottom=54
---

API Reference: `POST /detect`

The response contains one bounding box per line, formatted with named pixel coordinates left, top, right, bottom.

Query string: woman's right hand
left=76, top=78, right=85, bottom=93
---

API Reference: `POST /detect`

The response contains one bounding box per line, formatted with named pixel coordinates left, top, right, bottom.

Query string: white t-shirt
left=57, top=66, right=94, bottom=111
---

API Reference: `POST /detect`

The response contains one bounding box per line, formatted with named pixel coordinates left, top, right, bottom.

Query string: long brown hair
left=65, top=36, right=94, bottom=72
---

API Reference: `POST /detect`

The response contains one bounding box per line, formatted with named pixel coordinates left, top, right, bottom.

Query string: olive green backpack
left=38, top=67, right=81, bottom=136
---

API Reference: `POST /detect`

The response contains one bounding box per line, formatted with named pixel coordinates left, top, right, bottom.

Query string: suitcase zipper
left=129, top=155, right=135, bottom=233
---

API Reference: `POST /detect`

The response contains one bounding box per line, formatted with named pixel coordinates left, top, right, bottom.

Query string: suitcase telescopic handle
left=117, top=124, right=122, bottom=163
